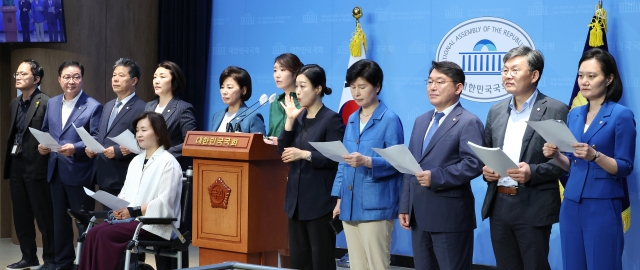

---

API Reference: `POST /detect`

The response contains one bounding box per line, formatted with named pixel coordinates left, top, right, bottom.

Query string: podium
left=1, top=6, right=18, bottom=42
left=183, top=132, right=289, bottom=267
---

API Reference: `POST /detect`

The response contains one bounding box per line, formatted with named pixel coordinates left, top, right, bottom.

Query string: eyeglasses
left=425, top=80, right=454, bottom=88
left=13, top=72, right=32, bottom=79
left=62, top=75, right=83, bottom=82
left=502, top=69, right=522, bottom=77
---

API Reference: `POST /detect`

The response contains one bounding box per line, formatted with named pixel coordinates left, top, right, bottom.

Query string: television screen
left=0, top=0, right=66, bottom=43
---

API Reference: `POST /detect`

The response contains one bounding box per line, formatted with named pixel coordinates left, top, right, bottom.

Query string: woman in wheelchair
left=79, top=112, right=183, bottom=270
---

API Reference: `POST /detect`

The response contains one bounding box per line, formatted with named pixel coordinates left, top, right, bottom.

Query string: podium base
left=199, top=248, right=290, bottom=268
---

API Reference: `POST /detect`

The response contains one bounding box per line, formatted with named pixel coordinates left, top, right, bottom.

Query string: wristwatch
left=591, top=151, right=600, bottom=162
left=306, top=152, right=312, bottom=162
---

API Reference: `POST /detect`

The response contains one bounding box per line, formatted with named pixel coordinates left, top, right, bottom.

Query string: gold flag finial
left=352, top=7, right=363, bottom=23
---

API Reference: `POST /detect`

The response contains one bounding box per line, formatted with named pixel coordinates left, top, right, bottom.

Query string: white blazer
left=119, top=146, right=183, bottom=240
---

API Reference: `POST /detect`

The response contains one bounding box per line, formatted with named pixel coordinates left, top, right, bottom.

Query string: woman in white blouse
left=79, top=112, right=183, bottom=270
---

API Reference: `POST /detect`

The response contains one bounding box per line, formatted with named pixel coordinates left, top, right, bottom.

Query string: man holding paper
left=480, top=46, right=568, bottom=270
left=4, top=60, right=54, bottom=270
left=398, top=61, right=484, bottom=270
left=86, top=58, right=145, bottom=207
left=38, top=60, right=103, bottom=270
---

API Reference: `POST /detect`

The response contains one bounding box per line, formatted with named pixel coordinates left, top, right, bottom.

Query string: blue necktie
left=107, top=100, right=122, bottom=130
left=422, top=112, right=445, bottom=156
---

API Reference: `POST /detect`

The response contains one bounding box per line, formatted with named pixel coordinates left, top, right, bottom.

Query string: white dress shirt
left=118, top=146, right=183, bottom=240
left=424, top=101, right=459, bottom=140
left=499, top=90, right=538, bottom=187
left=61, top=90, right=83, bottom=128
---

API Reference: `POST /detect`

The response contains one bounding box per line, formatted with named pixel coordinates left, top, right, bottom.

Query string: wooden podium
left=182, top=131, right=289, bottom=267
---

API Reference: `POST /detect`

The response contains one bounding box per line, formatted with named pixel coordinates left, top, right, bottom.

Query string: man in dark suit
left=86, top=58, right=145, bottom=209
left=38, top=61, right=103, bottom=270
left=399, top=61, right=484, bottom=270
left=43, top=0, right=60, bottom=42
left=4, top=60, right=54, bottom=270
left=481, top=46, right=568, bottom=270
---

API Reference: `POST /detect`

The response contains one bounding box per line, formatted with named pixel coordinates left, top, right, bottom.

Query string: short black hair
left=113, top=57, right=141, bottom=86
left=58, top=60, right=84, bottom=77
left=219, top=66, right=252, bottom=102
left=132, top=112, right=172, bottom=150
left=22, top=59, right=44, bottom=86
left=578, top=48, right=623, bottom=103
left=157, top=61, right=186, bottom=96
left=297, top=64, right=332, bottom=97
left=429, top=61, right=465, bottom=87
left=345, top=59, right=383, bottom=95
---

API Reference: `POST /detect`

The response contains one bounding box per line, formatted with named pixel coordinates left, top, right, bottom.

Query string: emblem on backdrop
left=436, top=17, right=535, bottom=102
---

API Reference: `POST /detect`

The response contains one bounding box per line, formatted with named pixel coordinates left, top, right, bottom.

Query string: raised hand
left=280, top=95, right=303, bottom=120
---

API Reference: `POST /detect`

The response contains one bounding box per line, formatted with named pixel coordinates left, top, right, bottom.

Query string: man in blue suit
left=399, top=61, right=484, bottom=270
left=43, top=0, right=61, bottom=42
left=86, top=58, right=145, bottom=209
left=38, top=61, right=102, bottom=270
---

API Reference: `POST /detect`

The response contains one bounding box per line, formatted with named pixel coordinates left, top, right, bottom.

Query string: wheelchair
left=67, top=166, right=193, bottom=270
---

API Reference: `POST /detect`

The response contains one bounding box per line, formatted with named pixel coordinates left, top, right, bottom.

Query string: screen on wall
left=0, top=0, right=67, bottom=43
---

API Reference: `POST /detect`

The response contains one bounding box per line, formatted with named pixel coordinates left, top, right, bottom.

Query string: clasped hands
left=112, top=208, right=131, bottom=220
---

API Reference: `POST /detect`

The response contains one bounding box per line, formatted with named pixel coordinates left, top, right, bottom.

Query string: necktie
left=422, top=112, right=445, bottom=156
left=107, top=100, right=122, bottom=130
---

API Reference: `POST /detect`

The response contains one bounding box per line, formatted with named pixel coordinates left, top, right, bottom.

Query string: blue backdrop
left=205, top=1, right=640, bottom=268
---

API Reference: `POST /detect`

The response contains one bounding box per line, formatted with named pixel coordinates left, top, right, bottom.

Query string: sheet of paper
left=84, top=187, right=130, bottom=210
left=526, top=119, right=578, bottom=152
left=108, top=130, right=141, bottom=154
left=467, top=141, right=518, bottom=178
left=28, top=127, right=61, bottom=152
left=309, top=141, right=349, bottom=163
left=372, top=144, right=423, bottom=175
left=73, top=123, right=104, bottom=152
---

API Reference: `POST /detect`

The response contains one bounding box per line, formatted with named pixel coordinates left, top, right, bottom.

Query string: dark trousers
left=54, top=15, right=64, bottom=42
left=20, top=22, right=30, bottom=42
left=50, top=167, right=90, bottom=268
left=288, top=212, right=336, bottom=270
left=410, top=218, right=473, bottom=270
left=10, top=158, right=54, bottom=264
left=46, top=20, right=57, bottom=42
left=490, top=193, right=552, bottom=270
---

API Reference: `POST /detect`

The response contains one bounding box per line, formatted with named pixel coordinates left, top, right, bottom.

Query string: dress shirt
left=499, top=90, right=538, bottom=187
left=61, top=90, right=83, bottom=128
left=424, top=101, right=459, bottom=141
left=111, top=92, right=136, bottom=115
left=14, top=90, right=37, bottom=144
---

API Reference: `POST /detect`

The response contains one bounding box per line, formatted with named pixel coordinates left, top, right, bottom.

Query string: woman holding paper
left=543, top=48, right=635, bottom=270
left=79, top=112, right=183, bottom=270
left=210, top=66, right=266, bottom=134
left=278, top=64, right=344, bottom=270
left=330, top=59, right=403, bottom=270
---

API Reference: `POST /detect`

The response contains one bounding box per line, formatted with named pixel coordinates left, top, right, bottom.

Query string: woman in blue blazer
left=330, top=60, right=403, bottom=270
left=544, top=48, right=635, bottom=270
left=278, top=64, right=344, bottom=270
left=210, top=66, right=265, bottom=134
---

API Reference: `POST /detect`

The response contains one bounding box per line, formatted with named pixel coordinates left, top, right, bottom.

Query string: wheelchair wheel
left=137, top=263, right=155, bottom=270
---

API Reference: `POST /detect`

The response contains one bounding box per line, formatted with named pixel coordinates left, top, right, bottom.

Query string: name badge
left=10, top=143, right=21, bottom=156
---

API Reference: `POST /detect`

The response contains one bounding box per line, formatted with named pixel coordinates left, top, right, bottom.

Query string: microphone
left=234, top=93, right=277, bottom=133
left=212, top=94, right=268, bottom=132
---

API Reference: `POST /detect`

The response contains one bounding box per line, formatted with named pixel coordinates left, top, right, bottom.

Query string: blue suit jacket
left=210, top=102, right=266, bottom=134
left=41, top=92, right=103, bottom=186
left=43, top=0, right=60, bottom=22
left=399, top=103, right=484, bottom=232
left=92, top=95, right=146, bottom=190
left=563, top=101, right=636, bottom=202
left=331, top=101, right=404, bottom=221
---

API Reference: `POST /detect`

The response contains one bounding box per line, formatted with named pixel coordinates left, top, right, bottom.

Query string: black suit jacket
left=278, top=105, right=345, bottom=220
left=481, top=91, right=569, bottom=226
left=92, top=94, right=146, bottom=190
left=145, top=97, right=197, bottom=168
left=4, top=89, right=51, bottom=179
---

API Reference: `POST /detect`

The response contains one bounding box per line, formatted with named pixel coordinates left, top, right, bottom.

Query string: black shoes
left=6, top=260, right=41, bottom=270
